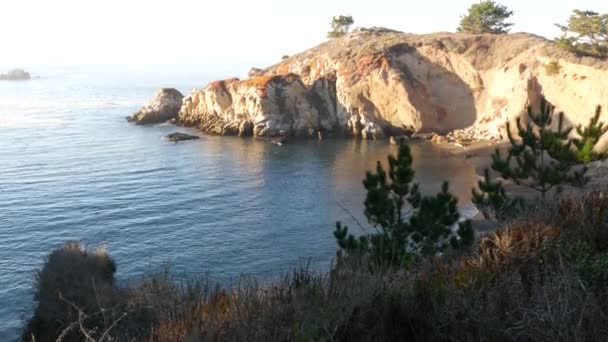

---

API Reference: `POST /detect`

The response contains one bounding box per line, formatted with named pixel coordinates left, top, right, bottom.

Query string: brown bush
left=22, top=242, right=120, bottom=341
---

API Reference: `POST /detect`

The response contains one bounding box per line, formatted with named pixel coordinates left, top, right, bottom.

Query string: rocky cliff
left=178, top=28, right=608, bottom=140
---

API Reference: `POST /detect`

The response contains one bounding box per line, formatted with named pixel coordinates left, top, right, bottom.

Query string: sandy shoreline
left=433, top=140, right=507, bottom=174
left=430, top=140, right=515, bottom=234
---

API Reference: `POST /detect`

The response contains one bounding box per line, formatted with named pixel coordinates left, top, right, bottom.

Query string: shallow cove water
left=0, top=66, right=477, bottom=339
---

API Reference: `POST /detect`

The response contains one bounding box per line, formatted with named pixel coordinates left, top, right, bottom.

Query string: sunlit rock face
left=178, top=28, right=608, bottom=140
left=129, top=88, right=183, bottom=125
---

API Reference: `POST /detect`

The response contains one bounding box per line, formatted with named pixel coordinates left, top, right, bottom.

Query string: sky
left=1, top=0, right=606, bottom=67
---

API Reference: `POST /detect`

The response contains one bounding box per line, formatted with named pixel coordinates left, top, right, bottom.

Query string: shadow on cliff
left=385, top=42, right=478, bottom=132
left=521, top=76, right=576, bottom=130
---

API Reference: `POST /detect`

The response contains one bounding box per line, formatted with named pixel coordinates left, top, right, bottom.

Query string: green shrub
left=545, top=60, right=561, bottom=76
left=327, top=15, right=354, bottom=38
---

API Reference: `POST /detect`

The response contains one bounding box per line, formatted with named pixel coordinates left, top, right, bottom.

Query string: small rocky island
left=127, top=88, right=183, bottom=125
left=130, top=28, right=608, bottom=146
left=0, top=69, right=31, bottom=81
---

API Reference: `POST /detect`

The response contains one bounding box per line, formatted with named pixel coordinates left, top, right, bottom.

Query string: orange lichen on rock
left=242, top=75, right=280, bottom=89
left=337, top=54, right=391, bottom=84
left=241, top=74, right=302, bottom=98
left=207, top=77, right=240, bottom=91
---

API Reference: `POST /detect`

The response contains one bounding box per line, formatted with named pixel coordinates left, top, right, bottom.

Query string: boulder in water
left=128, top=88, right=184, bottom=125
left=166, top=132, right=200, bottom=142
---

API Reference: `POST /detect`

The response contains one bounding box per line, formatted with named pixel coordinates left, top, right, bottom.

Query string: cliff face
left=178, top=28, right=608, bottom=139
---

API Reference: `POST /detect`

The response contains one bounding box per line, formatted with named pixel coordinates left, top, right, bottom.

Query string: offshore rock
left=0, top=69, right=31, bottom=81
left=166, top=132, right=200, bottom=142
left=129, top=88, right=183, bottom=125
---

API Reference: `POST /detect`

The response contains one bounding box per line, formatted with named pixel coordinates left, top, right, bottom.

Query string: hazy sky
left=1, top=0, right=606, bottom=67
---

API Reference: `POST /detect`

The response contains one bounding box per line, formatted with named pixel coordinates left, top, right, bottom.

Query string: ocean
left=0, top=65, right=477, bottom=339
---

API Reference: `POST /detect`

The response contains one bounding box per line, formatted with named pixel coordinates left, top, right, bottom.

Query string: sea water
left=0, top=65, right=477, bottom=339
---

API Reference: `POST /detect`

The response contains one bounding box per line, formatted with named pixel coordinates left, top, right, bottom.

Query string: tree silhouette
left=458, top=1, right=513, bottom=34
left=327, top=15, right=354, bottom=38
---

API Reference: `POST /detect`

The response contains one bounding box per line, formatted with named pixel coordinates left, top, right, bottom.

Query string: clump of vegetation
left=490, top=98, right=588, bottom=198
left=573, top=106, right=608, bottom=163
left=23, top=191, right=608, bottom=341
left=471, top=168, right=524, bottom=220
left=556, top=10, right=608, bottom=58
left=22, top=242, right=120, bottom=341
left=545, top=59, right=561, bottom=76
left=457, top=0, right=513, bottom=34
left=327, top=15, right=354, bottom=38
left=334, top=143, right=473, bottom=268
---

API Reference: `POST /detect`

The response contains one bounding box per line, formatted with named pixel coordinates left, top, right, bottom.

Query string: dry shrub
left=185, top=263, right=406, bottom=341
left=22, top=241, right=119, bottom=341
left=558, top=191, right=608, bottom=251
left=469, top=222, right=559, bottom=272
left=434, top=258, right=608, bottom=341
left=21, top=192, right=608, bottom=341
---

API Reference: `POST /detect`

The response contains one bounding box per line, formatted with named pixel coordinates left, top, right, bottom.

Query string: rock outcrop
left=0, top=69, right=31, bottom=81
left=177, top=28, right=608, bottom=140
left=128, top=88, right=183, bottom=125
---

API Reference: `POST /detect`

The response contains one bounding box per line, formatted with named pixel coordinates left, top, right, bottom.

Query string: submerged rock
left=128, top=88, right=183, bottom=125
left=166, top=132, right=200, bottom=142
left=255, top=136, right=287, bottom=145
left=0, top=69, right=31, bottom=81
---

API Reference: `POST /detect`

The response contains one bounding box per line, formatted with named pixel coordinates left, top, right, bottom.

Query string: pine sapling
left=491, top=98, right=587, bottom=200
left=334, top=143, right=473, bottom=268
left=574, top=106, right=608, bottom=163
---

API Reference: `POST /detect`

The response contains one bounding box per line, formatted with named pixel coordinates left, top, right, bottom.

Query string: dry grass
left=22, top=192, right=608, bottom=341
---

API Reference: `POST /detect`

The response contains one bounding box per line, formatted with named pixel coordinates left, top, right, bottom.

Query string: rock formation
left=176, top=28, right=608, bottom=140
left=0, top=69, right=31, bottom=81
left=128, top=88, right=183, bottom=125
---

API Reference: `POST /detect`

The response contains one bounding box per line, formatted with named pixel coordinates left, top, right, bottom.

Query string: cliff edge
left=178, top=28, right=608, bottom=140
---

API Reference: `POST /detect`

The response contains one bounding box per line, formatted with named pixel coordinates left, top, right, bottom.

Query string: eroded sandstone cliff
left=178, top=28, right=608, bottom=140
